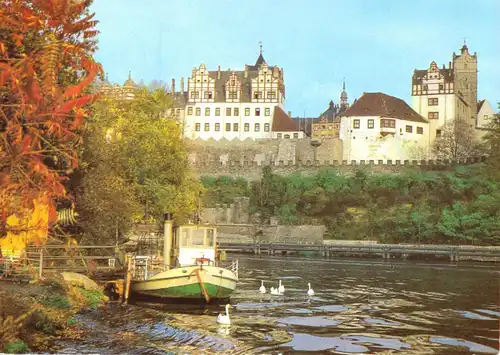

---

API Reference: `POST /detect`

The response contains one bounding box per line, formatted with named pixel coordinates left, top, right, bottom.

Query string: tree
left=0, top=0, right=101, bottom=250
left=432, top=119, right=482, bottom=160
left=76, top=89, right=203, bottom=243
left=482, top=104, right=500, bottom=175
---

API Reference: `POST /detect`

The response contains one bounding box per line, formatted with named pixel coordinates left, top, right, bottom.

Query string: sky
left=91, top=0, right=500, bottom=117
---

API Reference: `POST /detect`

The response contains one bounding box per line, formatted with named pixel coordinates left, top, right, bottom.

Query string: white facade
left=183, top=102, right=277, bottom=140
left=340, top=116, right=429, bottom=162
left=411, top=44, right=479, bottom=146
left=183, top=56, right=289, bottom=141
left=475, top=99, right=497, bottom=140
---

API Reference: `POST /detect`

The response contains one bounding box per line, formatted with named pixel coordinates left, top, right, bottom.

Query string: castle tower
left=452, top=41, right=478, bottom=123
left=340, top=79, right=349, bottom=109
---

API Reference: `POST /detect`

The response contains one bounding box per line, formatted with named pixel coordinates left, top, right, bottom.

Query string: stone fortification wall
left=193, top=156, right=485, bottom=181
left=188, top=137, right=343, bottom=169
left=202, top=198, right=251, bottom=224
left=213, top=224, right=325, bottom=244
left=187, top=138, right=484, bottom=180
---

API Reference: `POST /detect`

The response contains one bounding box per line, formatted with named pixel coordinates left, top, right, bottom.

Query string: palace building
left=411, top=42, right=478, bottom=145
left=180, top=47, right=303, bottom=141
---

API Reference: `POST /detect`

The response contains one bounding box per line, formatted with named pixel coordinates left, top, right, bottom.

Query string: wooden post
left=39, top=248, right=43, bottom=279
left=124, top=254, right=132, bottom=304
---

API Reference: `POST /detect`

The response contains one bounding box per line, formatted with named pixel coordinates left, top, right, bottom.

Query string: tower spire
left=259, top=41, right=263, bottom=55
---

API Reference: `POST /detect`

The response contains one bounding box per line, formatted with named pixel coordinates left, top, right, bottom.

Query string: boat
left=129, top=214, right=238, bottom=302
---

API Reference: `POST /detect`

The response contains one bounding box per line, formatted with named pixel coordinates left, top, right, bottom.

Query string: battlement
left=191, top=156, right=485, bottom=168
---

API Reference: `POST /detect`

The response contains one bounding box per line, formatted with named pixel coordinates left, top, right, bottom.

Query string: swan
left=278, top=280, right=285, bottom=293
left=259, top=280, right=266, bottom=293
left=270, top=287, right=280, bottom=295
left=217, top=304, right=232, bottom=325
left=307, top=283, right=315, bottom=296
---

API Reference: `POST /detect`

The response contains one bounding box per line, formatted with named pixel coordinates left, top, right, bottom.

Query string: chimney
left=171, top=78, right=175, bottom=93
left=217, top=65, right=221, bottom=79
left=180, top=77, right=184, bottom=92
left=244, top=65, right=248, bottom=78
left=288, top=111, right=291, bottom=117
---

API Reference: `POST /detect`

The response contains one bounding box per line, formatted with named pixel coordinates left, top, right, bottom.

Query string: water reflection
left=57, top=255, right=498, bottom=354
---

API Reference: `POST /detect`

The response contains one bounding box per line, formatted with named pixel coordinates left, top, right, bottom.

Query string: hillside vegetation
left=202, top=163, right=500, bottom=245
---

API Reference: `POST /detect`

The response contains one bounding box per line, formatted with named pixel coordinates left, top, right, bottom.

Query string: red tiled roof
left=340, top=92, right=428, bottom=124
left=272, top=106, right=301, bottom=132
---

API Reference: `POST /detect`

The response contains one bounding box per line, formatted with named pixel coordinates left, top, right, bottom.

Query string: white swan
left=270, top=287, right=280, bottom=295
left=259, top=280, right=266, bottom=293
left=217, top=304, right=232, bottom=325
left=307, top=282, right=315, bottom=296
left=278, top=280, right=285, bottom=293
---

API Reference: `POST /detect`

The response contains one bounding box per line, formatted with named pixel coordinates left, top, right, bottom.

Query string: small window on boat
left=191, top=229, right=205, bottom=246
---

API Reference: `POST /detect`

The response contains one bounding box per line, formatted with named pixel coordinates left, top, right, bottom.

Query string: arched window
left=284, top=134, right=290, bottom=139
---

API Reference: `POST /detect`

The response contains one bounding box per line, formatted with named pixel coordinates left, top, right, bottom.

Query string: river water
left=59, top=255, right=499, bottom=354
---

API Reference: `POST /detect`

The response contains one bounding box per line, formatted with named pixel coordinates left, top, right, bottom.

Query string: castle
left=97, top=43, right=495, bottom=169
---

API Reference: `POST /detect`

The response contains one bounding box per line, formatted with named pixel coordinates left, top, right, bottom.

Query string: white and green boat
left=129, top=217, right=238, bottom=302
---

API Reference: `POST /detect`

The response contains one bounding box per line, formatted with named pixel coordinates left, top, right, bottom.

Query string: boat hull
left=131, top=265, right=237, bottom=300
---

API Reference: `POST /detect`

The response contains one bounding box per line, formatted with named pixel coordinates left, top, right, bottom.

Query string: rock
left=61, top=272, right=100, bottom=290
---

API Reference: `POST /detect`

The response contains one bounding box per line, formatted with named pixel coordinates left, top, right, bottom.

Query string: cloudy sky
left=91, top=0, right=499, bottom=117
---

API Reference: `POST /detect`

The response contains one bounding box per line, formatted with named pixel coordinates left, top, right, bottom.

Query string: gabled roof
left=340, top=92, right=428, bottom=124
left=477, top=99, right=485, bottom=113
left=272, top=106, right=300, bottom=132
left=412, top=68, right=453, bottom=85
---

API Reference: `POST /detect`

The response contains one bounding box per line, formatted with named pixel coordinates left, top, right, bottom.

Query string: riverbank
left=0, top=272, right=107, bottom=353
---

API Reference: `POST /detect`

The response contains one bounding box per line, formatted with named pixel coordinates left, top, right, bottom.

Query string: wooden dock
left=218, top=242, right=500, bottom=262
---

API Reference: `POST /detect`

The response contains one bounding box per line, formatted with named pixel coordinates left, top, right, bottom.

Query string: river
left=58, top=255, right=499, bottom=354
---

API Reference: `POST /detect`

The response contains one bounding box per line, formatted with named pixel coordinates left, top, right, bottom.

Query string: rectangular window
left=428, top=112, right=439, bottom=119
left=195, top=123, right=200, bottom=131
left=265, top=108, right=271, bottom=116
left=405, top=125, right=413, bottom=133
left=226, top=107, right=231, bottom=116
left=277, top=133, right=282, bottom=139
left=255, top=108, right=261, bottom=116
left=267, top=91, right=276, bottom=99
left=205, top=107, right=210, bottom=116
left=191, top=91, right=199, bottom=99
left=381, top=119, right=396, bottom=128
left=428, top=98, right=439, bottom=106
left=255, top=123, right=260, bottom=132
left=188, top=107, right=193, bottom=115
left=253, top=91, right=263, bottom=99
left=215, top=123, right=220, bottom=131
left=195, top=108, right=201, bottom=116
left=264, top=123, right=270, bottom=132
left=244, top=123, right=249, bottom=132
left=215, top=107, right=220, bottom=116
left=439, top=84, right=444, bottom=91
left=245, top=108, right=250, bottom=116
left=225, top=123, right=231, bottom=132
left=204, top=91, right=213, bottom=99
left=353, top=119, right=360, bottom=129
left=233, top=123, right=238, bottom=131
left=293, top=133, right=299, bottom=139
left=417, top=127, right=424, bottom=134
left=234, top=108, right=239, bottom=116
left=228, top=91, right=237, bottom=99
left=367, top=119, right=374, bottom=129
left=204, top=123, right=209, bottom=131
left=436, top=129, right=442, bottom=137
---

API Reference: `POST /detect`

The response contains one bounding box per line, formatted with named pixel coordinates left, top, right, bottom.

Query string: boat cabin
left=176, top=225, right=217, bottom=267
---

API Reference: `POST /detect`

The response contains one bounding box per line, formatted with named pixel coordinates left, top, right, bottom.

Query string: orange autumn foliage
left=0, top=0, right=102, bottom=243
